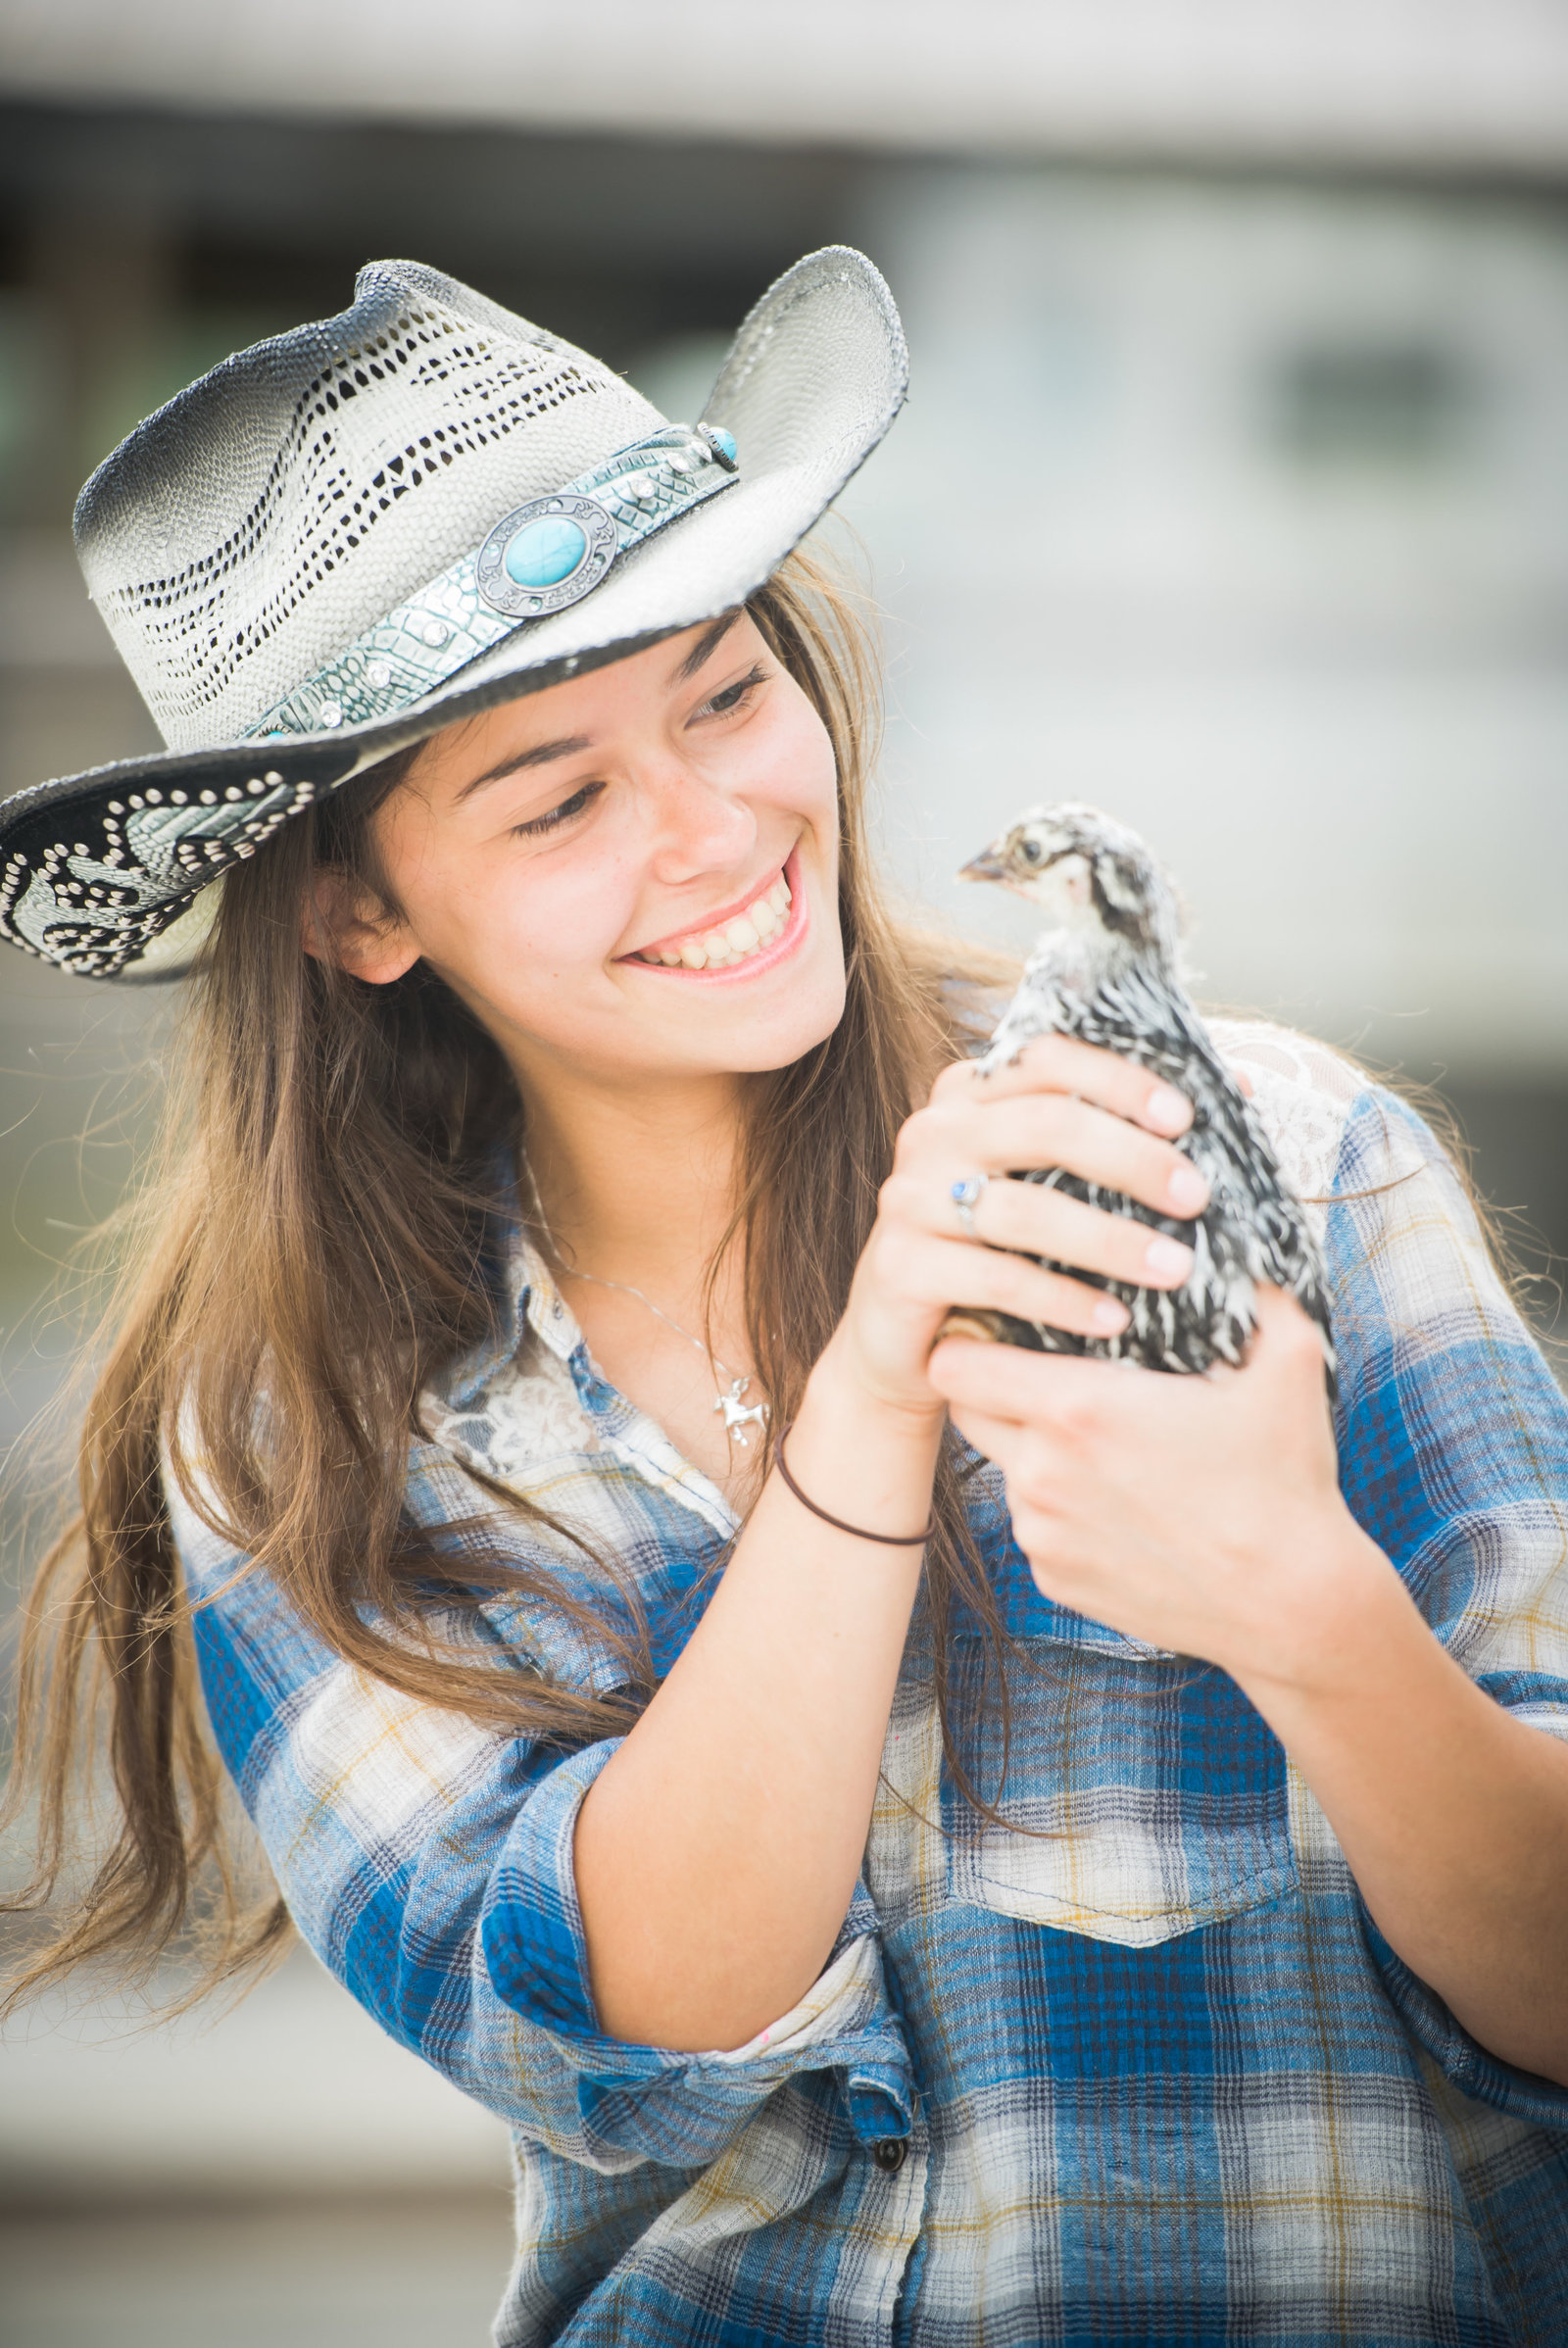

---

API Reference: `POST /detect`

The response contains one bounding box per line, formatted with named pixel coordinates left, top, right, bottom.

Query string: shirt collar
left=432, top=1182, right=739, bottom=1541
left=440, top=1179, right=580, bottom=1409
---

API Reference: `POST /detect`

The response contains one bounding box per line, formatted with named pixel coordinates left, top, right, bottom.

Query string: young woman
left=6, top=250, right=1568, bottom=2345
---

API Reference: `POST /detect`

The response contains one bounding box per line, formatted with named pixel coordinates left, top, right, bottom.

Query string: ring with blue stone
left=951, top=1173, right=988, bottom=1242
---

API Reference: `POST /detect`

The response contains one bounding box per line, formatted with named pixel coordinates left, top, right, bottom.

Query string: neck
left=518, top=1059, right=749, bottom=1307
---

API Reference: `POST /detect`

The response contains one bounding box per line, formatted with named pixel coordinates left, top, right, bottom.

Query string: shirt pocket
left=941, top=1634, right=1298, bottom=1948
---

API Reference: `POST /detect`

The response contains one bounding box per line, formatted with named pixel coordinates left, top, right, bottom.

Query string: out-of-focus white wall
left=3, top=0, right=1567, bottom=174
left=833, top=166, right=1568, bottom=1070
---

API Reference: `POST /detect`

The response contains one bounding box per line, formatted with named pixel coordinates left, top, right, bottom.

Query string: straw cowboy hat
left=0, top=246, right=906, bottom=981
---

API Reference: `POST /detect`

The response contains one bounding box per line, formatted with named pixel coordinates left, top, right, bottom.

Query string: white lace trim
left=422, top=1346, right=602, bottom=1491
left=421, top=1245, right=601, bottom=1492
left=1208, top=1018, right=1363, bottom=1245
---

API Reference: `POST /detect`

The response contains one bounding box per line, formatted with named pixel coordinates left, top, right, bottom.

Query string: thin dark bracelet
left=771, top=1421, right=937, bottom=1546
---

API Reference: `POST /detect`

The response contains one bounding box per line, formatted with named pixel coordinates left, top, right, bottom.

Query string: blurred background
left=3, top=3, right=1567, bottom=2341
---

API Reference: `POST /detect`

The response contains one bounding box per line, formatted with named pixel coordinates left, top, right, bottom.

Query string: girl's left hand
left=927, top=1289, right=1352, bottom=1679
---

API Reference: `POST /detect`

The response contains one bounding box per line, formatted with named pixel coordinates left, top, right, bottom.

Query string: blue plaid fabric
left=171, top=1026, right=1568, bottom=2345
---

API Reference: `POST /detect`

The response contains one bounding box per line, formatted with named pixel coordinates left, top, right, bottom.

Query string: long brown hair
left=2, top=544, right=1015, bottom=2011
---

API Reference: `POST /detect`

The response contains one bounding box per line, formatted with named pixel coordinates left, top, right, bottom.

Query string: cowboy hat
left=0, top=246, right=906, bottom=981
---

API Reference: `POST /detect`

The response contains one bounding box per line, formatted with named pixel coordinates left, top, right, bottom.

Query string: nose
left=643, top=756, right=757, bottom=886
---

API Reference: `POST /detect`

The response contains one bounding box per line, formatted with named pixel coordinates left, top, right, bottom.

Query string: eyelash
left=514, top=782, right=603, bottom=838
left=510, top=667, right=767, bottom=836
left=699, top=664, right=767, bottom=718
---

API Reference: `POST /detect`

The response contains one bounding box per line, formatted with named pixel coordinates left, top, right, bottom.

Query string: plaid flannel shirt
left=172, top=1024, right=1568, bottom=2345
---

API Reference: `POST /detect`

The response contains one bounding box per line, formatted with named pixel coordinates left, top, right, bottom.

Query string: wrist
left=1224, top=1512, right=1412, bottom=1710
left=771, top=1343, right=946, bottom=1557
left=808, top=1330, right=949, bottom=1449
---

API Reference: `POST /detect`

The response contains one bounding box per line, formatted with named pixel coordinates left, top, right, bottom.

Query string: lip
left=619, top=847, right=808, bottom=986
left=632, top=858, right=790, bottom=961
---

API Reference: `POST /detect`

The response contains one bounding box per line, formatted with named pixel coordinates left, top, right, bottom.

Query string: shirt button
left=871, top=2137, right=907, bottom=2174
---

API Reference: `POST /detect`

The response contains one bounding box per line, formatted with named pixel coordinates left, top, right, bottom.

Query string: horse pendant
left=714, top=1376, right=770, bottom=1447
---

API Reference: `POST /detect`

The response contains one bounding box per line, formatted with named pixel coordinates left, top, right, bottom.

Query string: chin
left=731, top=995, right=846, bottom=1075
left=694, top=961, right=846, bottom=1077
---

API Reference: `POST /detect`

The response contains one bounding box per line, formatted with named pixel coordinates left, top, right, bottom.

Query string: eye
left=695, top=663, right=767, bottom=720
left=513, top=781, right=603, bottom=838
left=1020, top=838, right=1043, bottom=864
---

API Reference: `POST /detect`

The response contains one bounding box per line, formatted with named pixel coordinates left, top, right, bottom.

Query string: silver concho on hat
left=476, top=494, right=620, bottom=620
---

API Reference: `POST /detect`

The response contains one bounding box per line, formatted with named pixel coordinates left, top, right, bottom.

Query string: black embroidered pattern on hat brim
left=0, top=763, right=345, bottom=982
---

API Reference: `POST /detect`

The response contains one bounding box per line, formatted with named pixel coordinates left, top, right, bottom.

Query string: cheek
left=396, top=836, right=638, bottom=1001
left=488, top=855, right=637, bottom=971
left=795, top=715, right=841, bottom=824
left=734, top=688, right=838, bottom=828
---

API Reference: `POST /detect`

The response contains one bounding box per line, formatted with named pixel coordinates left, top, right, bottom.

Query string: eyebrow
left=452, top=611, right=745, bottom=804
left=672, top=609, right=741, bottom=683
left=455, top=732, right=594, bottom=804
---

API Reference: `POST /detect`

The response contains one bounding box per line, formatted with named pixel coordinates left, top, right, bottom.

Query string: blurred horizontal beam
left=2, top=0, right=1568, bottom=179
left=0, top=1951, right=510, bottom=2205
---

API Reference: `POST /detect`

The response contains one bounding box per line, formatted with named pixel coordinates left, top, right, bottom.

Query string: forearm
left=574, top=1344, right=942, bottom=2054
left=1235, top=1526, right=1568, bottom=2085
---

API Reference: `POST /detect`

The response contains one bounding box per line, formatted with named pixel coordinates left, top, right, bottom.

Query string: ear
left=302, top=871, right=419, bottom=985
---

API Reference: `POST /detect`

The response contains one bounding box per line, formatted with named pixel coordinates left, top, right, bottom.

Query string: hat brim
left=0, top=247, right=906, bottom=982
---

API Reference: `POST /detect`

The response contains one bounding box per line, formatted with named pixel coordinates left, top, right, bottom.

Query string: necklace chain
left=523, top=1159, right=770, bottom=1449
left=561, top=1267, right=771, bottom=1448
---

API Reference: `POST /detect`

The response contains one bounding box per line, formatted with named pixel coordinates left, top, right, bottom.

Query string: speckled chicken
left=952, top=802, right=1335, bottom=1387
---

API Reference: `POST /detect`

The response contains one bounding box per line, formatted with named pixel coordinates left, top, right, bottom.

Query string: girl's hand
left=927, top=1288, right=1350, bottom=1680
left=823, top=1037, right=1211, bottom=1424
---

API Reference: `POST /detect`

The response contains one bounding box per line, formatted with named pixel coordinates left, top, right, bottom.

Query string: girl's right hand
left=822, top=1037, right=1212, bottom=1422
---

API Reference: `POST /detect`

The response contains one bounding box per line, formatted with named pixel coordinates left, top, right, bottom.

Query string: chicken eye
left=1020, top=839, right=1043, bottom=864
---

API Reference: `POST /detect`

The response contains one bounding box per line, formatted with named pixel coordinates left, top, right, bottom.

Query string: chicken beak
left=958, top=846, right=1008, bottom=884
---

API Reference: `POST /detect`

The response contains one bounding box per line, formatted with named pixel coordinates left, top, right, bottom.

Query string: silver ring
left=951, top=1172, right=988, bottom=1242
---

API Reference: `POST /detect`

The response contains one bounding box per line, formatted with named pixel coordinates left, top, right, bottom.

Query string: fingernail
left=1168, top=1162, right=1209, bottom=1215
left=1145, top=1084, right=1191, bottom=1134
left=1092, top=1296, right=1129, bottom=1334
left=1145, top=1235, right=1195, bottom=1280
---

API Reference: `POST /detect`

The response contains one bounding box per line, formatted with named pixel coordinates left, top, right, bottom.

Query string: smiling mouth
left=632, top=868, right=794, bottom=972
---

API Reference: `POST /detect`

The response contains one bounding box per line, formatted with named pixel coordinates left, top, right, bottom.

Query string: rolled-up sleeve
left=170, top=1477, right=912, bottom=2171
left=1324, top=1084, right=1568, bottom=2124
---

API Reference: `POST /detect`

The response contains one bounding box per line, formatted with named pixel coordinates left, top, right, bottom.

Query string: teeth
left=637, top=869, right=794, bottom=972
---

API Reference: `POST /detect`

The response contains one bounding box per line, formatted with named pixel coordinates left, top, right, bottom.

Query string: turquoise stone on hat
left=504, top=514, right=590, bottom=589
left=704, top=424, right=738, bottom=467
